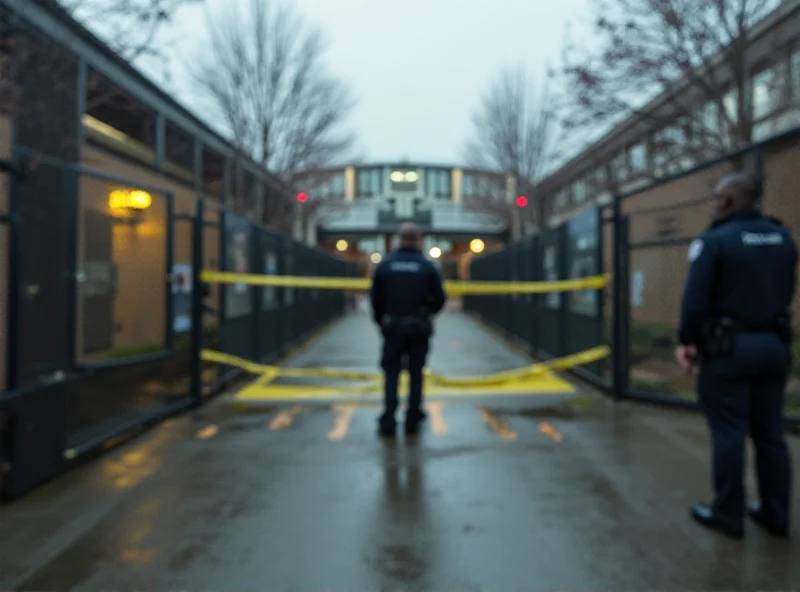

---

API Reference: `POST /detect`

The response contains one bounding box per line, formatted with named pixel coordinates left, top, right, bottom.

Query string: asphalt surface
left=2, top=307, right=800, bottom=591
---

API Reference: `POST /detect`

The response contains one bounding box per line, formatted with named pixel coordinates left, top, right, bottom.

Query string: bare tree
left=1, top=0, right=194, bottom=133
left=557, top=0, right=786, bottom=170
left=463, top=66, right=559, bottom=239
left=59, top=0, right=199, bottom=63
left=289, top=168, right=352, bottom=243
left=189, top=0, right=357, bottom=202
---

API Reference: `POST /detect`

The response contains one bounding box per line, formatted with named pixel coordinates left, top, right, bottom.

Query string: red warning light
left=297, top=192, right=308, bottom=203
left=515, top=195, right=528, bottom=208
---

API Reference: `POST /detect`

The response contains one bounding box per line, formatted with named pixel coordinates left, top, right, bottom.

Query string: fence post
left=189, top=197, right=205, bottom=406
left=611, top=194, right=629, bottom=399
left=251, top=223, right=261, bottom=362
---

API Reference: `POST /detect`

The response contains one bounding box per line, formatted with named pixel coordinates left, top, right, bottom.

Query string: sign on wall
left=172, top=263, right=192, bottom=332
left=631, top=270, right=645, bottom=307
left=568, top=207, right=600, bottom=316
left=224, top=214, right=253, bottom=319
left=263, top=251, right=278, bottom=309
left=543, top=245, right=559, bottom=309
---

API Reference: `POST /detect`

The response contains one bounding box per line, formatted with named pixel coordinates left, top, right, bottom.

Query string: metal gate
left=0, top=148, right=194, bottom=500
left=466, top=205, right=607, bottom=389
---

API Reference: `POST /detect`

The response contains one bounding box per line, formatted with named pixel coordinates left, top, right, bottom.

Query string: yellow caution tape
left=426, top=345, right=611, bottom=387
left=200, top=270, right=609, bottom=295
left=200, top=344, right=610, bottom=388
left=201, top=349, right=381, bottom=382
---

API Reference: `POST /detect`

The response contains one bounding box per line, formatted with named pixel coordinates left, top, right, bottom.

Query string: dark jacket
left=369, top=246, right=447, bottom=327
left=678, top=209, right=798, bottom=346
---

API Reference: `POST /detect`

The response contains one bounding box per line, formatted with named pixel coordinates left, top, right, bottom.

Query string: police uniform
left=679, top=208, right=797, bottom=537
left=370, top=246, right=447, bottom=434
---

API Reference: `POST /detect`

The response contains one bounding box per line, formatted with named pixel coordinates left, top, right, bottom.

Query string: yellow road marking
left=268, top=405, right=304, bottom=430
left=196, top=424, right=219, bottom=439
left=479, top=408, right=517, bottom=441
left=539, top=422, right=563, bottom=442
left=426, top=401, right=448, bottom=435
left=328, top=404, right=356, bottom=441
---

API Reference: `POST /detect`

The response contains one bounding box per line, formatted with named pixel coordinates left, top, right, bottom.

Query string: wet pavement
left=2, top=308, right=800, bottom=591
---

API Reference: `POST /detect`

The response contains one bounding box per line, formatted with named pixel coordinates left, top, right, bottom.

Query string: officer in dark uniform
left=370, top=222, right=447, bottom=436
left=676, top=171, right=797, bottom=538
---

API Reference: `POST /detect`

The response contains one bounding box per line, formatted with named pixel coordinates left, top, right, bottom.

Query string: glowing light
left=404, top=171, right=418, bottom=182
left=429, top=246, right=442, bottom=259
left=470, top=238, right=485, bottom=254
left=297, top=192, right=308, bottom=203
left=370, top=253, right=382, bottom=264
left=390, top=171, right=404, bottom=182
left=109, top=189, right=152, bottom=210
left=515, top=195, right=528, bottom=208
left=336, top=239, right=348, bottom=252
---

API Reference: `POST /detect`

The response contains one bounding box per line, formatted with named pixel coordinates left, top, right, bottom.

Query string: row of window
left=549, top=43, right=800, bottom=216
left=354, top=167, right=452, bottom=199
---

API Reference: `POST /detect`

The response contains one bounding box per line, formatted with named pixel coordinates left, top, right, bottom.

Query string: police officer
left=370, top=222, right=447, bottom=436
left=676, top=171, right=797, bottom=538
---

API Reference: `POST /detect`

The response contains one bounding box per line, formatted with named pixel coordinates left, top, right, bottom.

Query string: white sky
left=94, top=0, right=594, bottom=165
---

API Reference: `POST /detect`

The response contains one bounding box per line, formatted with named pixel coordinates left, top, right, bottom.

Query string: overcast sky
left=93, top=0, right=593, bottom=166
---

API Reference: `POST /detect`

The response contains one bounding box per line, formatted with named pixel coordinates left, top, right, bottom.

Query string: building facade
left=0, top=0, right=303, bottom=392
left=537, top=0, right=800, bottom=229
left=293, top=163, right=516, bottom=278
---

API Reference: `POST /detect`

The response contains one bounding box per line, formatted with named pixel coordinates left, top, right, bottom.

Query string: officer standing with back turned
left=370, top=222, right=447, bottom=437
left=676, top=171, right=797, bottom=539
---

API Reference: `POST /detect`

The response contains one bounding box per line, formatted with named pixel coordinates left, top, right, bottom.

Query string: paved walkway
left=1, top=309, right=799, bottom=591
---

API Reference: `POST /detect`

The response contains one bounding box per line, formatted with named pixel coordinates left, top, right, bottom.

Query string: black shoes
left=690, top=502, right=744, bottom=538
left=377, top=409, right=427, bottom=437
left=748, top=501, right=789, bottom=538
left=377, top=421, right=396, bottom=438
left=404, top=409, right=427, bottom=436
left=690, top=501, right=791, bottom=538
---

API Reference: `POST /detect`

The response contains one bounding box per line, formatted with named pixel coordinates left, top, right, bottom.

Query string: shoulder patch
left=688, top=239, right=704, bottom=262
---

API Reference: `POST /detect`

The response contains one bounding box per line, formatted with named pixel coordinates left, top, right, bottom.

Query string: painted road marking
left=328, top=404, right=356, bottom=441
left=479, top=408, right=518, bottom=441
left=268, top=405, right=304, bottom=430
left=195, top=424, right=219, bottom=439
left=539, top=422, right=563, bottom=442
left=426, top=401, right=448, bottom=435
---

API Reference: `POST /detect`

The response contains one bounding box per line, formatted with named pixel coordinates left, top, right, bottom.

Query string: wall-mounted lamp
left=470, top=238, right=485, bottom=254
left=109, top=189, right=153, bottom=211
left=336, top=239, right=349, bottom=252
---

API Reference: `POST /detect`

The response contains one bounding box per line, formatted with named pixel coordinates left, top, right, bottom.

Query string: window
left=462, top=174, right=475, bottom=197
left=426, top=169, right=451, bottom=198
left=594, top=166, right=607, bottom=190
left=611, top=151, right=627, bottom=182
left=572, top=178, right=587, bottom=203
left=357, top=168, right=381, bottom=197
left=751, top=66, right=780, bottom=120
left=330, top=173, right=345, bottom=197
left=699, top=101, right=719, bottom=136
left=555, top=189, right=567, bottom=210
left=627, top=142, right=647, bottom=172
left=792, top=49, right=800, bottom=100
left=723, top=89, right=738, bottom=123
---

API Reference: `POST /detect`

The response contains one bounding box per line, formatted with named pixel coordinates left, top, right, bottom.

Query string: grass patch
left=94, top=322, right=220, bottom=361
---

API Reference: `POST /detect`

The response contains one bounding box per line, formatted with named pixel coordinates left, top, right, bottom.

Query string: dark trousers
left=379, top=333, right=430, bottom=427
left=697, top=333, right=792, bottom=531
